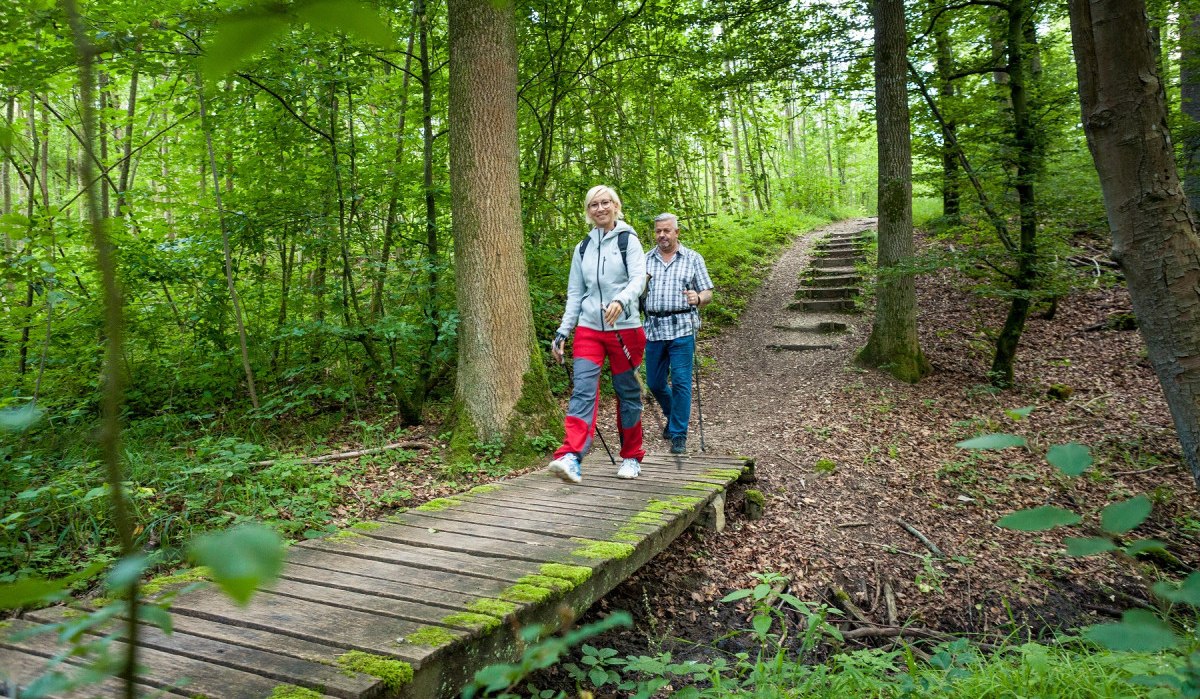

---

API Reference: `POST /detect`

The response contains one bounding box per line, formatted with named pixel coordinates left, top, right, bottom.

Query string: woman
left=548, top=185, right=647, bottom=482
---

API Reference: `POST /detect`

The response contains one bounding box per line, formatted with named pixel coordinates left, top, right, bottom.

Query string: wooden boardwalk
left=2, top=452, right=751, bottom=698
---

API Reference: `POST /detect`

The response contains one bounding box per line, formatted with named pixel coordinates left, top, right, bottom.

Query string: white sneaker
left=617, top=458, right=640, bottom=479
left=548, top=453, right=582, bottom=483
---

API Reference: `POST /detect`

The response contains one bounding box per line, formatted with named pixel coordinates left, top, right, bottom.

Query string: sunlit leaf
left=752, top=614, right=772, bottom=636
left=1100, top=495, right=1151, bottom=535
left=997, top=506, right=1080, bottom=531
left=1082, top=610, right=1180, bottom=652
left=956, top=433, right=1026, bottom=450
left=201, top=16, right=288, bottom=84
left=1046, top=443, right=1091, bottom=476
left=188, top=524, right=283, bottom=605
left=1064, top=536, right=1116, bottom=557
left=295, top=0, right=396, bottom=46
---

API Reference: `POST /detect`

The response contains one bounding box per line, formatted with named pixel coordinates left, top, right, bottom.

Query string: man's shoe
left=548, top=453, right=582, bottom=483
left=670, top=436, right=687, bottom=454
left=617, top=458, right=641, bottom=479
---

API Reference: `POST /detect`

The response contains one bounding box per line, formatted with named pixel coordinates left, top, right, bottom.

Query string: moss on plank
left=442, top=612, right=502, bottom=633
left=499, top=584, right=554, bottom=604
left=702, top=468, right=744, bottom=480
left=683, top=482, right=723, bottom=493
left=468, top=484, right=500, bottom=495
left=467, top=598, right=517, bottom=618
left=416, top=497, right=464, bottom=512
left=405, top=626, right=459, bottom=647
left=269, top=685, right=323, bottom=699
left=570, top=538, right=635, bottom=561
left=335, top=651, right=413, bottom=690
left=745, top=489, right=765, bottom=506
left=538, top=563, right=592, bottom=585
left=517, top=574, right=574, bottom=592
left=350, top=521, right=382, bottom=532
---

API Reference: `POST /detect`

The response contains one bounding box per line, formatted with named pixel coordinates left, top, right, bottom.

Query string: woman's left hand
left=603, top=300, right=623, bottom=326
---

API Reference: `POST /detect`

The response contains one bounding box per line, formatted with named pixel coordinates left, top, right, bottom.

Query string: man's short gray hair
left=653, top=213, right=679, bottom=228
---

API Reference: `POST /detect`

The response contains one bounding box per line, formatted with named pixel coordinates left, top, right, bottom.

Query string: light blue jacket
left=556, top=221, right=647, bottom=335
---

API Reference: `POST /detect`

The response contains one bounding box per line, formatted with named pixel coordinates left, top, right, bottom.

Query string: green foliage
left=188, top=524, right=283, bottom=605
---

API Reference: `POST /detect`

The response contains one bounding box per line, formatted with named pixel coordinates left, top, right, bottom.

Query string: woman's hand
left=551, top=332, right=567, bottom=364
left=603, top=300, right=624, bottom=327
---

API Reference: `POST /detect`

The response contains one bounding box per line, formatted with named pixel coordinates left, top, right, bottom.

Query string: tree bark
left=448, top=0, right=558, bottom=455
left=1182, top=8, right=1200, bottom=213
left=934, top=20, right=960, bottom=222
left=856, top=0, right=931, bottom=384
left=1069, top=0, right=1200, bottom=487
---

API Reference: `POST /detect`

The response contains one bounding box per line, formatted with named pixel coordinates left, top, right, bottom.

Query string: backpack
left=578, top=229, right=649, bottom=315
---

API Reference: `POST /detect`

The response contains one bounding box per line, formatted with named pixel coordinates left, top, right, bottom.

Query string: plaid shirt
left=643, top=244, right=714, bottom=341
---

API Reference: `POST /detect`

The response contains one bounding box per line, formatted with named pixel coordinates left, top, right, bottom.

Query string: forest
left=2, top=0, right=1200, bottom=696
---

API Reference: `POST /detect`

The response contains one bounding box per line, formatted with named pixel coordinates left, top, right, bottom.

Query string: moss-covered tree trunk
left=447, top=0, right=559, bottom=464
left=857, top=0, right=931, bottom=384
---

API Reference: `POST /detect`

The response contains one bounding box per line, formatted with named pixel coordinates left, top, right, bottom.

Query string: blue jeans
left=645, top=334, right=695, bottom=439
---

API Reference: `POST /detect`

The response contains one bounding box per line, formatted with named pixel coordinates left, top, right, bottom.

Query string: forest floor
left=521, top=216, right=1200, bottom=680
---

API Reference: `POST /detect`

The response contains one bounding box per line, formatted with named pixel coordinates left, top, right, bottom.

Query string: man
left=642, top=213, right=714, bottom=454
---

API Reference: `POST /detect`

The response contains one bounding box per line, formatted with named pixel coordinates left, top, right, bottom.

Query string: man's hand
left=683, top=289, right=700, bottom=306
left=551, top=332, right=567, bottom=364
left=603, top=300, right=623, bottom=326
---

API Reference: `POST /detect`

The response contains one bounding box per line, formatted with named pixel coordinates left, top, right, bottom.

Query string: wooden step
left=802, top=273, right=862, bottom=287
left=795, top=286, right=857, bottom=300
left=773, top=319, right=849, bottom=333
left=811, top=257, right=860, bottom=269
left=788, top=298, right=859, bottom=313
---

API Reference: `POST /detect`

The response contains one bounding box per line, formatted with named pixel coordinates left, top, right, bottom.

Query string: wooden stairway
left=1, top=453, right=751, bottom=699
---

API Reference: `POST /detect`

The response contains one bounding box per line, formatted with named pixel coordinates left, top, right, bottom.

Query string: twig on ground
left=249, top=441, right=426, bottom=467
left=896, top=519, right=944, bottom=558
left=837, top=521, right=871, bottom=528
left=1109, top=464, right=1176, bottom=477
left=884, top=583, right=898, bottom=626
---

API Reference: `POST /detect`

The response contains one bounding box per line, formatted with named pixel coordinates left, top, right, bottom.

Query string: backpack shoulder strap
left=578, top=235, right=591, bottom=260
left=617, top=230, right=630, bottom=276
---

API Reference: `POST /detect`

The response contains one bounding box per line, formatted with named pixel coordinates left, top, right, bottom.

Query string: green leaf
left=955, top=433, right=1026, bottom=450
left=997, top=506, right=1080, bottom=531
left=588, top=666, right=607, bottom=687
left=188, top=524, right=283, bottom=605
left=1100, top=495, right=1151, bottom=535
left=201, top=16, right=289, bottom=84
left=1046, top=443, right=1091, bottom=477
left=1064, top=537, right=1116, bottom=557
left=105, top=555, right=149, bottom=594
left=752, top=583, right=771, bottom=600
left=1005, top=405, right=1035, bottom=420
left=295, top=0, right=396, bottom=46
left=1152, top=572, right=1200, bottom=606
left=0, top=577, right=67, bottom=610
left=137, top=603, right=174, bottom=634
left=1123, top=539, right=1167, bottom=557
left=720, top=588, right=753, bottom=602
left=1082, top=610, right=1180, bottom=652
left=752, top=614, right=772, bottom=636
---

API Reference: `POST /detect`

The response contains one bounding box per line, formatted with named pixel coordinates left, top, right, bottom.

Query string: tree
left=1068, top=0, right=1200, bottom=488
left=856, top=0, right=931, bottom=384
left=447, top=0, right=558, bottom=461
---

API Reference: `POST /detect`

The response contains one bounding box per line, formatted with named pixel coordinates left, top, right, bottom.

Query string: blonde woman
left=548, top=185, right=647, bottom=482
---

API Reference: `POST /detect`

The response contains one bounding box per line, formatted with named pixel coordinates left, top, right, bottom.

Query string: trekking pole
left=562, top=352, right=616, bottom=465
left=688, top=286, right=707, bottom=453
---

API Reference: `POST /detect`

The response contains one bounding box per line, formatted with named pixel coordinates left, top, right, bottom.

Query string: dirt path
left=578, top=215, right=1197, bottom=663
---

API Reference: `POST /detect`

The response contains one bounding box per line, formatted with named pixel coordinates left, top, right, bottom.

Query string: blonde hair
left=583, top=185, right=624, bottom=227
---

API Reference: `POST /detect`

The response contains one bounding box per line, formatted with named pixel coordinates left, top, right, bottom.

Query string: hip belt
left=645, top=308, right=694, bottom=317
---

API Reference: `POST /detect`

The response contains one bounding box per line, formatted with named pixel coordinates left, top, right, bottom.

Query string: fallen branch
left=842, top=624, right=1002, bottom=652
left=883, top=583, right=898, bottom=626
left=896, top=519, right=944, bottom=558
left=249, top=441, right=427, bottom=467
left=837, top=521, right=871, bottom=528
left=1109, top=464, right=1176, bottom=477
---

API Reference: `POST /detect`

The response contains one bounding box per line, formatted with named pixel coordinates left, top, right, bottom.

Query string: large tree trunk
left=447, top=0, right=558, bottom=458
left=1069, top=0, right=1200, bottom=488
left=1181, top=8, right=1200, bottom=213
left=857, top=0, right=930, bottom=383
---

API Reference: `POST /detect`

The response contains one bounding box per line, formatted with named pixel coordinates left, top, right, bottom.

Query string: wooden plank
left=169, top=586, right=435, bottom=664
left=0, top=643, right=181, bottom=699
left=420, top=496, right=634, bottom=525
left=299, top=536, right=535, bottom=582
left=359, top=523, right=574, bottom=562
left=265, top=578, right=481, bottom=630
left=18, top=614, right=376, bottom=699
left=4, top=619, right=328, bottom=699
left=386, top=510, right=656, bottom=544
left=279, top=560, right=482, bottom=610
left=285, top=547, right=522, bottom=599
